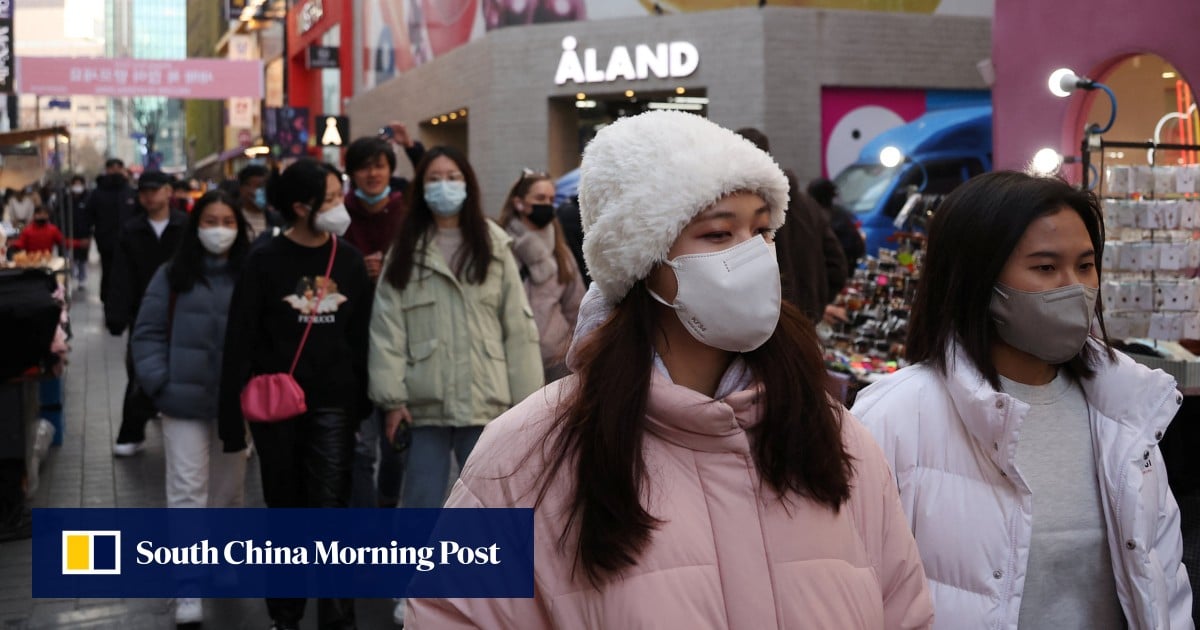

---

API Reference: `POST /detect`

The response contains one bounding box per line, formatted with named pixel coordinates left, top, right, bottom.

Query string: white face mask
left=313, top=203, right=351, bottom=236
left=198, top=226, right=237, bottom=255
left=71, top=185, right=85, bottom=195
left=648, top=235, right=782, bottom=352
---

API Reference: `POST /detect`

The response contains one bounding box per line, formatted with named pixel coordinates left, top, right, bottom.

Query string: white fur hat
left=579, top=111, right=789, bottom=304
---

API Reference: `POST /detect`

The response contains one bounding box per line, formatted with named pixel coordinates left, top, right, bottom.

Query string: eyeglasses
left=520, top=168, right=550, bottom=180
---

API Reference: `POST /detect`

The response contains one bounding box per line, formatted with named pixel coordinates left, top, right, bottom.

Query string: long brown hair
left=383, top=146, right=492, bottom=290
left=532, top=282, right=854, bottom=585
left=498, top=173, right=577, bottom=286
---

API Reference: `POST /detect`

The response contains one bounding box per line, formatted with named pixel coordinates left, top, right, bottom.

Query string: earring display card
left=1149, top=312, right=1186, bottom=341
left=1178, top=165, right=1199, bottom=195
left=1106, top=165, right=1131, bottom=195
left=1154, top=166, right=1178, bottom=196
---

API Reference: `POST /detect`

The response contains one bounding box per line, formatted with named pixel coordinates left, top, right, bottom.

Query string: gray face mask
left=989, top=283, right=1099, bottom=364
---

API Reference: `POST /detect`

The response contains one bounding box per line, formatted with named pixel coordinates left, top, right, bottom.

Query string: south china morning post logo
left=61, top=530, right=121, bottom=575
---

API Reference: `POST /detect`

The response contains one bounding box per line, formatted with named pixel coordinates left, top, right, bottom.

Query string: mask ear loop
left=646, top=259, right=683, bottom=309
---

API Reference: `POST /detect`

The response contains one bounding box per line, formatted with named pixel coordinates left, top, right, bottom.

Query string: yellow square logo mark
left=61, top=530, right=121, bottom=575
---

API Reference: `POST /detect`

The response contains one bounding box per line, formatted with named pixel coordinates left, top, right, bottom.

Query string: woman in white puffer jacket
left=852, top=171, right=1193, bottom=630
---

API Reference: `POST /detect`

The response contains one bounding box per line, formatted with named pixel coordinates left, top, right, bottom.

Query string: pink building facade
left=992, top=0, right=1200, bottom=175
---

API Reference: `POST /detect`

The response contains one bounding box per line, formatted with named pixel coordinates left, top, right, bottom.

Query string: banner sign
left=262, top=106, right=310, bottom=158
left=34, top=508, right=534, bottom=598
left=0, top=0, right=13, bottom=94
left=16, top=58, right=264, bottom=99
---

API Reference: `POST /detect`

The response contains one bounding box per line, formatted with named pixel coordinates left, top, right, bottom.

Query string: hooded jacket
left=852, top=341, right=1193, bottom=630
left=343, top=189, right=407, bottom=259
left=406, top=290, right=934, bottom=628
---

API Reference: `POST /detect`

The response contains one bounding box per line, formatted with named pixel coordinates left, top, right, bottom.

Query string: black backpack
left=0, top=269, right=60, bottom=381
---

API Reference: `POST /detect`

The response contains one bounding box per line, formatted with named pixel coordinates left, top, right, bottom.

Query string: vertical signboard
left=0, top=0, right=13, bottom=93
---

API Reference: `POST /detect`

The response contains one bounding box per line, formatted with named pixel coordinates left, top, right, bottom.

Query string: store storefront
left=347, top=6, right=992, bottom=212
left=285, top=0, right=355, bottom=159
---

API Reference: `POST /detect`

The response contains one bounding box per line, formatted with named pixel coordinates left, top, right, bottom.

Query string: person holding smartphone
left=344, top=122, right=426, bottom=510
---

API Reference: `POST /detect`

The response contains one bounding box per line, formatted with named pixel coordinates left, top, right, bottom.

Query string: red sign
left=16, top=57, right=264, bottom=99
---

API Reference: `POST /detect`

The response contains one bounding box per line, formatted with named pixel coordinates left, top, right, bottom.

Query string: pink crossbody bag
left=240, top=236, right=337, bottom=422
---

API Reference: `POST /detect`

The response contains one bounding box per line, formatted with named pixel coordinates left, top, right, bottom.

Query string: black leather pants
left=249, top=408, right=357, bottom=629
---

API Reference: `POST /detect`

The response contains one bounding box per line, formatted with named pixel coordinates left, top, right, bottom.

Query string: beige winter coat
left=505, top=220, right=585, bottom=378
left=368, top=221, right=543, bottom=426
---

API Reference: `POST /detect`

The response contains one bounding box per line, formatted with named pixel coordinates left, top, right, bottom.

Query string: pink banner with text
left=16, top=58, right=264, bottom=99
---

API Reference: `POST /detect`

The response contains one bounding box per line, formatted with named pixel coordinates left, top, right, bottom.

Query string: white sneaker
left=175, top=597, right=202, bottom=624
left=393, top=598, right=406, bottom=626
left=112, top=442, right=144, bottom=457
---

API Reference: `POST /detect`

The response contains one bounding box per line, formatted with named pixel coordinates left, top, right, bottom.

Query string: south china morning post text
left=33, top=508, right=534, bottom=599
left=133, top=538, right=501, bottom=572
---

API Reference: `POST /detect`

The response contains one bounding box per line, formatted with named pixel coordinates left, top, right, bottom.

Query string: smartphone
left=379, top=126, right=395, bottom=140
left=392, top=421, right=412, bottom=453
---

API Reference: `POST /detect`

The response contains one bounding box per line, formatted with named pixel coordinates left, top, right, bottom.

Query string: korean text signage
left=34, top=508, right=534, bottom=598
left=16, top=58, right=264, bottom=99
left=0, top=0, right=12, bottom=93
left=555, top=36, right=699, bottom=85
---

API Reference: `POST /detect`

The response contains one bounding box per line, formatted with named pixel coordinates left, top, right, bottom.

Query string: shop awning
left=193, top=145, right=253, bottom=171
left=0, top=126, right=70, bottom=146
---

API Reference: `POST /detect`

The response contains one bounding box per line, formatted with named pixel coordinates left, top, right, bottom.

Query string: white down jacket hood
left=852, top=340, right=1193, bottom=630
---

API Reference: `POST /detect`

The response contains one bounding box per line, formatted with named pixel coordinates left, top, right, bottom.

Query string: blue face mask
left=253, top=188, right=267, bottom=209
left=424, top=181, right=467, bottom=217
left=354, top=185, right=391, bottom=205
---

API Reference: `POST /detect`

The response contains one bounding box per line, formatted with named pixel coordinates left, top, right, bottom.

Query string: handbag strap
left=288, top=235, right=337, bottom=376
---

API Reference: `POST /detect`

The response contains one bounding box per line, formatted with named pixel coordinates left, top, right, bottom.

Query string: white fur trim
left=578, top=111, right=790, bottom=303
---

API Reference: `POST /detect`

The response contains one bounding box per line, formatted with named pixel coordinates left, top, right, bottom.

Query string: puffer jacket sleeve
left=1152, top=445, right=1193, bottom=628
left=497, top=245, right=544, bottom=403
left=131, top=266, right=171, bottom=397
left=406, top=480, right=553, bottom=629
left=368, top=276, right=409, bottom=410
left=844, top=417, right=934, bottom=629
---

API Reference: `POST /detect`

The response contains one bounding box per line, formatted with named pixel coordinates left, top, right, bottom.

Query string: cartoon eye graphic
left=825, top=105, right=906, bottom=178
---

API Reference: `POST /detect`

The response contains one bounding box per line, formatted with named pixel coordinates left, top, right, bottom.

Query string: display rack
left=1091, top=138, right=1200, bottom=393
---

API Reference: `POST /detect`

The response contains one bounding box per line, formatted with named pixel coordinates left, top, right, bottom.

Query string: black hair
left=735, top=127, right=770, bottom=153
left=807, top=178, right=837, bottom=209
left=384, top=146, right=491, bottom=289
left=345, top=137, right=397, bottom=181
left=70, top=174, right=86, bottom=185
left=166, top=191, right=250, bottom=293
left=907, top=171, right=1116, bottom=388
left=105, top=158, right=125, bottom=169
left=265, top=158, right=342, bottom=230
left=237, top=164, right=270, bottom=186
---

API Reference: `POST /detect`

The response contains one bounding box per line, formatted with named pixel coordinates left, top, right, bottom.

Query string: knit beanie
left=578, top=111, right=790, bottom=303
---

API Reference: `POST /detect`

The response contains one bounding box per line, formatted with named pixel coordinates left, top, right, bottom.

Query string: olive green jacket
left=368, top=221, right=544, bottom=426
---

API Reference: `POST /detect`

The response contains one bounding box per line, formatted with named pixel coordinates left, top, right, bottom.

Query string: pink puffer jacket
left=407, top=373, right=934, bottom=629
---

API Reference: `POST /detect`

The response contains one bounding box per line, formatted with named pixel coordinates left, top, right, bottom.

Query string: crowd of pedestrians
left=5, top=110, right=1194, bottom=630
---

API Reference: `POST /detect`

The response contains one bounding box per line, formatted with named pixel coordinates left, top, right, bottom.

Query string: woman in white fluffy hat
left=406, top=111, right=933, bottom=629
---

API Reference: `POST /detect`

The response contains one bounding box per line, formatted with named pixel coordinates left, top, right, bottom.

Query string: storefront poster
left=361, top=0, right=991, bottom=89
left=263, top=107, right=311, bottom=158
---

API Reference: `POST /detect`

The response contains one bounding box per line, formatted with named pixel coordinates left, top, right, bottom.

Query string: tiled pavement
left=0, top=263, right=396, bottom=629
